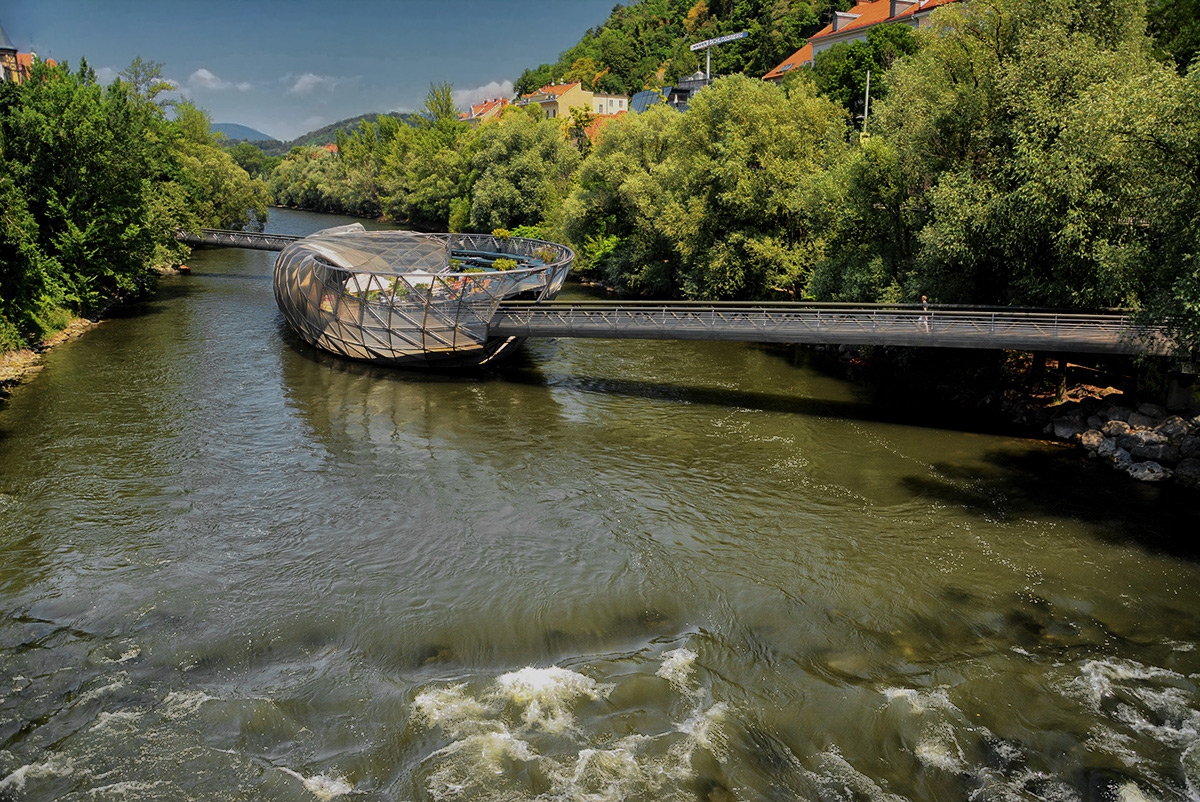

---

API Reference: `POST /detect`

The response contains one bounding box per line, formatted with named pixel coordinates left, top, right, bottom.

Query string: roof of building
left=522, top=80, right=583, bottom=100
left=763, top=0, right=957, bottom=80
left=471, top=97, right=508, bottom=117
left=0, top=23, right=16, bottom=52
left=584, top=111, right=627, bottom=142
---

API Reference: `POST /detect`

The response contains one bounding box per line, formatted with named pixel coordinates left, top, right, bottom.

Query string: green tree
left=1147, top=0, right=1200, bottom=71
left=565, top=74, right=847, bottom=299
left=470, top=108, right=581, bottom=232
left=118, top=56, right=177, bottom=107
left=803, top=24, right=917, bottom=123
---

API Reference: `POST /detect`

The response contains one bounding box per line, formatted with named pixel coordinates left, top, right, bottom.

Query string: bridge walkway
left=490, top=301, right=1167, bottom=356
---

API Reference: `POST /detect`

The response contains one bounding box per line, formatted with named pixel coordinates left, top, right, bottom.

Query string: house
left=459, top=97, right=509, bottom=123
left=0, top=22, right=25, bottom=83
left=591, top=92, right=628, bottom=115
left=517, top=81, right=629, bottom=121
left=763, top=0, right=957, bottom=81
left=517, top=81, right=592, bottom=119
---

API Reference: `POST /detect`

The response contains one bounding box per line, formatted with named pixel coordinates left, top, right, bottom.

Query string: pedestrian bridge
left=179, top=228, right=1168, bottom=356
left=491, top=301, right=1166, bottom=355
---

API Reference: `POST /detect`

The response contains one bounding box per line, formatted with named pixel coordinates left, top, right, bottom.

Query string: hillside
left=513, top=0, right=839, bottom=96
left=241, top=112, right=420, bottom=157
left=211, top=122, right=275, bottom=142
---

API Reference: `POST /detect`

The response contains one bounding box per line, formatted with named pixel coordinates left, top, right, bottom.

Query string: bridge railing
left=176, top=229, right=300, bottom=251
left=490, top=301, right=1170, bottom=355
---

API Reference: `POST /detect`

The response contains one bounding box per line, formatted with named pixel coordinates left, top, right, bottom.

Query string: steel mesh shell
left=273, top=226, right=573, bottom=366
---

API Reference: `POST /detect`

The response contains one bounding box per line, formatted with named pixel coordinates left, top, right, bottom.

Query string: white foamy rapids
left=409, top=665, right=730, bottom=802
left=491, top=666, right=614, bottom=734
left=1067, top=659, right=1200, bottom=751
left=656, top=648, right=698, bottom=696
left=161, top=690, right=214, bottom=719
left=1183, top=739, right=1200, bottom=798
left=880, top=687, right=970, bottom=774
left=89, top=709, right=144, bottom=735
left=279, top=767, right=354, bottom=800
left=675, top=702, right=731, bottom=762
left=421, top=729, right=538, bottom=802
left=805, top=748, right=907, bottom=802
left=0, top=755, right=75, bottom=793
left=412, top=683, right=490, bottom=737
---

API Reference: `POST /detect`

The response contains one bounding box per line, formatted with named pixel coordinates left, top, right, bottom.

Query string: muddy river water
left=2, top=209, right=1199, bottom=801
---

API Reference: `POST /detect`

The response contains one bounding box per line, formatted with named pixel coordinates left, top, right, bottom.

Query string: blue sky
left=3, top=0, right=617, bottom=140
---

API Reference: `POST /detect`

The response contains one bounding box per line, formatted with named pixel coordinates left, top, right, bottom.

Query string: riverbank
left=0, top=318, right=98, bottom=403
left=803, top=344, right=1200, bottom=488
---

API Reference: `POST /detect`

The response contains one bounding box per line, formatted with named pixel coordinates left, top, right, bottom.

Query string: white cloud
left=94, top=66, right=119, bottom=84
left=286, top=72, right=339, bottom=95
left=453, top=80, right=514, bottom=111
left=188, top=68, right=250, bottom=92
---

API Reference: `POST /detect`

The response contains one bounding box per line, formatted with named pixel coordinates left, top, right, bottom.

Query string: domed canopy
left=273, top=225, right=573, bottom=367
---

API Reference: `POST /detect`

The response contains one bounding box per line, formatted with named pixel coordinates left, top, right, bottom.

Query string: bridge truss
left=491, top=301, right=1169, bottom=356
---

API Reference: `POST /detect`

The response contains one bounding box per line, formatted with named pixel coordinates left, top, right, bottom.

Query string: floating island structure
left=273, top=225, right=573, bottom=367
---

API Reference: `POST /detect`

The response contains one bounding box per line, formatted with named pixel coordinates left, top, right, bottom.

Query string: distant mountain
left=287, top=112, right=418, bottom=148
left=211, top=122, right=275, bottom=142
left=219, top=112, right=422, bottom=158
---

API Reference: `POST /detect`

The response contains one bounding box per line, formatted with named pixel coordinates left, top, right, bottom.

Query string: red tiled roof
left=522, top=80, right=582, bottom=99
left=584, top=111, right=626, bottom=143
left=471, top=97, right=508, bottom=117
left=763, top=0, right=957, bottom=80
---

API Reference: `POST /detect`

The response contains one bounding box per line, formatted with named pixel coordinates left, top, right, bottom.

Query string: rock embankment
left=1046, top=399, right=1200, bottom=486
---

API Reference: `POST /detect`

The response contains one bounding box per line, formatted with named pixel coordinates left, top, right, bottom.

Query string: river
left=1, top=208, right=1199, bottom=801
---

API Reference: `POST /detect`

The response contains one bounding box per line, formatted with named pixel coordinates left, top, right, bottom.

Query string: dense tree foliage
left=798, top=23, right=917, bottom=124
left=515, top=0, right=824, bottom=96
left=810, top=0, right=1199, bottom=327
left=564, top=74, right=847, bottom=298
left=0, top=59, right=268, bottom=351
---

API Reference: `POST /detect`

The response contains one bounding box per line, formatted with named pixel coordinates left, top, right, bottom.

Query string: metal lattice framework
left=490, top=301, right=1171, bottom=355
left=177, top=229, right=300, bottom=251
left=273, top=225, right=573, bottom=366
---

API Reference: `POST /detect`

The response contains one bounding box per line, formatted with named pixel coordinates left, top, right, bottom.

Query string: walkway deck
left=177, top=229, right=300, bottom=251
left=491, top=301, right=1169, bottom=355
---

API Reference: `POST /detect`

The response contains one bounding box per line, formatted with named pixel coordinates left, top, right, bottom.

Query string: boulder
left=1174, top=458, right=1200, bottom=488
left=1117, top=430, right=1167, bottom=451
left=1154, top=415, right=1189, bottom=440
left=1079, top=430, right=1106, bottom=453
left=1096, top=438, right=1118, bottom=459
left=1137, top=402, right=1168, bottom=419
left=1127, top=461, right=1172, bottom=482
left=1053, top=418, right=1087, bottom=441
left=1102, top=420, right=1131, bottom=438
left=1128, top=412, right=1159, bottom=429
left=1086, top=415, right=1105, bottom=430
left=1181, top=436, right=1200, bottom=459
left=1105, top=406, right=1133, bottom=422
left=1111, top=448, right=1133, bottom=470
left=1130, top=442, right=1181, bottom=465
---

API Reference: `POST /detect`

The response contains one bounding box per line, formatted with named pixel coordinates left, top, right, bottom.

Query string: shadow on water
left=901, top=446, right=1200, bottom=559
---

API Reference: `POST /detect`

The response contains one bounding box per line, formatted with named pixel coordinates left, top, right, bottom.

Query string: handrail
left=489, top=303, right=1170, bottom=355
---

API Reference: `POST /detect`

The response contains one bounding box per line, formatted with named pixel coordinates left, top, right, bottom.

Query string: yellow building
left=517, top=81, right=592, bottom=119
left=0, top=21, right=47, bottom=84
